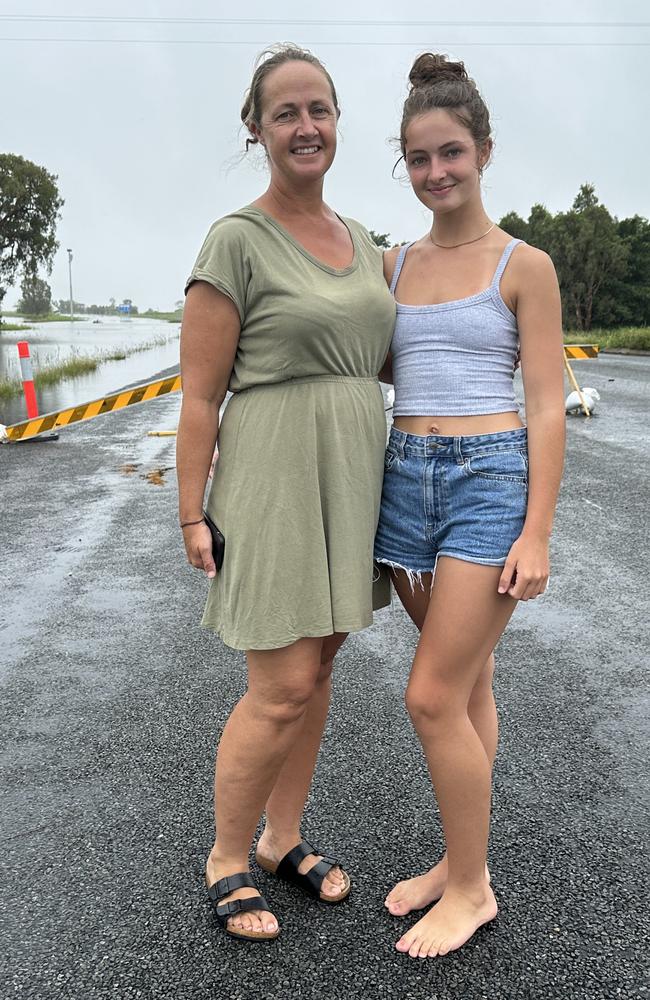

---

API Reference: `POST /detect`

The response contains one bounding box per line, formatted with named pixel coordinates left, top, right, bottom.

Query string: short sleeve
left=185, top=217, right=251, bottom=322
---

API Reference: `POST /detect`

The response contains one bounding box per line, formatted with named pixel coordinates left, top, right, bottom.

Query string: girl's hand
left=498, top=532, right=549, bottom=601
left=182, top=521, right=217, bottom=579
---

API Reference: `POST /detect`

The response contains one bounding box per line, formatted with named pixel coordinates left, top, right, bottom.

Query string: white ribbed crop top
left=390, top=238, right=523, bottom=416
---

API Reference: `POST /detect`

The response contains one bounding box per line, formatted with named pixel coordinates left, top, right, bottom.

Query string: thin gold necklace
left=430, top=221, right=495, bottom=249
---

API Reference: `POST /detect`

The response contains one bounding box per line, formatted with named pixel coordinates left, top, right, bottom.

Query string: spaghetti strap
left=491, top=238, right=523, bottom=287
left=389, top=242, right=415, bottom=295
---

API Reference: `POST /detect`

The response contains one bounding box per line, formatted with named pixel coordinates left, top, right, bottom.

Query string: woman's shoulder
left=202, top=205, right=264, bottom=241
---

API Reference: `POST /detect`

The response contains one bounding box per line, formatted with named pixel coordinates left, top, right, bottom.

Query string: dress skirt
left=202, top=375, right=390, bottom=650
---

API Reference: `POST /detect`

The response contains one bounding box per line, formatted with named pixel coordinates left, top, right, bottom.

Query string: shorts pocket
left=384, top=447, right=399, bottom=472
left=465, top=449, right=527, bottom=484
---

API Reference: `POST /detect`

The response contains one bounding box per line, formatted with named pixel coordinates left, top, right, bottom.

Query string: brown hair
left=241, top=44, right=340, bottom=151
left=399, top=53, right=492, bottom=166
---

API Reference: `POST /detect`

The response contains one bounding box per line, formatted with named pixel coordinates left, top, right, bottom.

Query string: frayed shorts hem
left=375, top=549, right=507, bottom=582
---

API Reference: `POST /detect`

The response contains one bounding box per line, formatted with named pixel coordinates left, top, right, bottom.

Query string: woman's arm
left=498, top=247, right=566, bottom=600
left=176, top=280, right=240, bottom=577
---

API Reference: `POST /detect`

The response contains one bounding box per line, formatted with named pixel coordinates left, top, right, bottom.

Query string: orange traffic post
left=17, top=341, right=38, bottom=419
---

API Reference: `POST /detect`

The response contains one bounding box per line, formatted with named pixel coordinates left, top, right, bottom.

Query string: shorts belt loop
left=453, top=436, right=464, bottom=464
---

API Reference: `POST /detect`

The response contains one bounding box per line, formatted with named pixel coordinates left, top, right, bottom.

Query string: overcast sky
left=1, top=0, right=647, bottom=310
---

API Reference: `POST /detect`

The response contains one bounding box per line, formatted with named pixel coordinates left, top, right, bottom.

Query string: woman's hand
left=498, top=531, right=549, bottom=601
left=182, top=521, right=217, bottom=579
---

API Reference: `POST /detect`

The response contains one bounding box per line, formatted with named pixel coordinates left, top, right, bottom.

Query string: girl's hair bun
left=409, top=53, right=469, bottom=91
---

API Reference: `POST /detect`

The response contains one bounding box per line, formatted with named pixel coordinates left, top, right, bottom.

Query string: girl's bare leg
left=394, top=556, right=517, bottom=958
left=205, top=636, right=332, bottom=935
left=385, top=571, right=497, bottom=915
left=256, top=632, right=349, bottom=897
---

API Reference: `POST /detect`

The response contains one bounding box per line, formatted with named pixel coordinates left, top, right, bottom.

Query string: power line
left=1, top=37, right=649, bottom=46
left=0, top=15, right=648, bottom=27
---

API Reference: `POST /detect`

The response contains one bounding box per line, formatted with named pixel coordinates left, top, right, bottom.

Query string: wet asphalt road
left=1, top=355, right=648, bottom=1000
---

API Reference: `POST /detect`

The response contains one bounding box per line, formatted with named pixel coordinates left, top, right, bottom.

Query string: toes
left=408, top=937, right=422, bottom=959
left=396, top=933, right=414, bottom=953
left=388, top=900, right=408, bottom=915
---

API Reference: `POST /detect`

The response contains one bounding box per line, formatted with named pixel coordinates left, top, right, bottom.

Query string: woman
left=177, top=45, right=395, bottom=941
left=374, top=54, right=565, bottom=958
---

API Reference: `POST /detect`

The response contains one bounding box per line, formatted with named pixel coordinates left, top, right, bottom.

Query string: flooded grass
left=11, top=314, right=83, bottom=323
left=0, top=322, right=33, bottom=332
left=140, top=310, right=183, bottom=323
left=0, top=333, right=178, bottom=403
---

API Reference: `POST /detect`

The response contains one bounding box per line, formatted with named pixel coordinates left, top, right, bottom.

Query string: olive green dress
left=185, top=206, right=396, bottom=650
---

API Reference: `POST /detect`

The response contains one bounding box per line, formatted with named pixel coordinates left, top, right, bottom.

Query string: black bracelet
left=180, top=518, right=204, bottom=529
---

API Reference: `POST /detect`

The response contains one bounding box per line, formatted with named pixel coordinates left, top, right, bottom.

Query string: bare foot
left=256, top=831, right=348, bottom=899
left=395, top=883, right=498, bottom=959
left=205, top=852, right=279, bottom=937
left=385, top=857, right=490, bottom=916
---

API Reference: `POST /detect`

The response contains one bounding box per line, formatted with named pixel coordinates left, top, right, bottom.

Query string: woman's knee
left=248, top=681, right=316, bottom=727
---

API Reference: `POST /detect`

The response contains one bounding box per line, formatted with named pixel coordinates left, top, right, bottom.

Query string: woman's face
left=253, top=61, right=339, bottom=186
left=404, top=109, right=489, bottom=214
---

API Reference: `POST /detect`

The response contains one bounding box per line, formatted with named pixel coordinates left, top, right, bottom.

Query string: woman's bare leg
left=256, top=632, right=349, bottom=897
left=385, top=570, right=497, bottom=915
left=205, top=636, right=328, bottom=935
left=394, top=556, right=517, bottom=958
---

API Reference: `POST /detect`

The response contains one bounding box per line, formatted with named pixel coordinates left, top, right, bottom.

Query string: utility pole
left=66, top=248, right=74, bottom=321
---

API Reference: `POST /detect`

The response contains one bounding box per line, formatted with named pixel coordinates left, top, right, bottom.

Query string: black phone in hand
left=202, top=510, right=225, bottom=571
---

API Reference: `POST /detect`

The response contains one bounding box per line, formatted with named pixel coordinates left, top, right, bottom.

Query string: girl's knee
left=405, top=679, right=456, bottom=727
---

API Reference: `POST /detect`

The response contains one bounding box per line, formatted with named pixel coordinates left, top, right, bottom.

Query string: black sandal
left=257, top=839, right=351, bottom=903
left=206, top=871, right=280, bottom=941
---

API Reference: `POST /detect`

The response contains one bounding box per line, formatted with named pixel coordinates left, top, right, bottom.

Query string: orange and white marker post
left=17, top=341, right=39, bottom=419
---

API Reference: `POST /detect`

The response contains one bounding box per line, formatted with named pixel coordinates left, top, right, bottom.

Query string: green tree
left=498, top=211, right=529, bottom=241
left=17, top=273, right=52, bottom=315
left=0, top=153, right=63, bottom=319
left=369, top=230, right=391, bottom=249
left=553, top=185, right=627, bottom=331
left=593, top=215, right=650, bottom=327
left=500, top=185, right=628, bottom=331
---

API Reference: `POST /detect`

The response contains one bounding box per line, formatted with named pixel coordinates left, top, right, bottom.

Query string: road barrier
left=0, top=342, right=601, bottom=440
left=1, top=373, right=181, bottom=442
left=564, top=344, right=599, bottom=360
left=563, top=344, right=599, bottom=417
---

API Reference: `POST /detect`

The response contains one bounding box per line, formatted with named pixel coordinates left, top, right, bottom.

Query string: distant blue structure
left=117, top=302, right=131, bottom=315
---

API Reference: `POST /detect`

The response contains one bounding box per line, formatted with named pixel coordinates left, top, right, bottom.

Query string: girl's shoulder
left=503, top=236, right=555, bottom=277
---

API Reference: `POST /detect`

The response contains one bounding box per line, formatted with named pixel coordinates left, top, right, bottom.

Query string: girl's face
left=404, top=109, right=489, bottom=213
left=253, top=61, right=339, bottom=186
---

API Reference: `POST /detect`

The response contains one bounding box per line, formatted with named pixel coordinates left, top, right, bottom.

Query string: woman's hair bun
left=409, top=53, right=469, bottom=91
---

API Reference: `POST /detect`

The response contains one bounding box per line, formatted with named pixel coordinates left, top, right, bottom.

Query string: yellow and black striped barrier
left=562, top=344, right=598, bottom=417
left=1, top=374, right=181, bottom=442
left=564, top=344, right=599, bottom=359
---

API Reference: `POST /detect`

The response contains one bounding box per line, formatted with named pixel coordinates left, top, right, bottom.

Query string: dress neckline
left=245, top=206, right=359, bottom=276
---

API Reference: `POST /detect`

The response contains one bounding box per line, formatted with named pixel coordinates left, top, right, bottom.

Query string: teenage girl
left=374, top=53, right=565, bottom=959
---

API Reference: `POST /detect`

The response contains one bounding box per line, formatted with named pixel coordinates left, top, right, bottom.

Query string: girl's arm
left=176, top=280, right=240, bottom=578
left=498, top=247, right=566, bottom=601
left=378, top=247, right=400, bottom=384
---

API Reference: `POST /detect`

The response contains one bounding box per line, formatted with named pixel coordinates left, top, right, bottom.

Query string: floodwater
left=0, top=316, right=181, bottom=426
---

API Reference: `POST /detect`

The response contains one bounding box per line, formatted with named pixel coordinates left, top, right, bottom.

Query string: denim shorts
left=374, top=426, right=529, bottom=579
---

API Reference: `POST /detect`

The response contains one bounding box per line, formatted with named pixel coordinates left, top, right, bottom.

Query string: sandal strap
left=207, top=871, right=256, bottom=903
left=277, top=839, right=319, bottom=873
left=276, top=840, right=340, bottom=897
left=215, top=894, right=272, bottom=922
